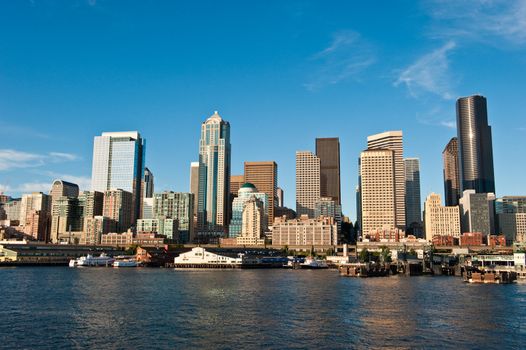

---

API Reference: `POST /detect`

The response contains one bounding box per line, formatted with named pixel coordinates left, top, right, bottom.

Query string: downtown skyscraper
left=456, top=95, right=495, bottom=194
left=316, top=138, right=341, bottom=205
left=197, top=111, right=231, bottom=238
left=443, top=137, right=460, bottom=206
left=404, top=158, right=421, bottom=228
left=244, top=161, right=277, bottom=227
left=366, top=131, right=406, bottom=229
left=91, top=131, right=145, bottom=223
left=296, top=151, right=320, bottom=218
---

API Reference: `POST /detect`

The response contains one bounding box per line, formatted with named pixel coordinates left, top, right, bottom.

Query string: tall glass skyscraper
left=316, top=138, right=341, bottom=205
left=91, top=131, right=145, bottom=223
left=443, top=137, right=460, bottom=206
left=404, top=158, right=421, bottom=227
left=197, top=111, right=231, bottom=238
left=456, top=95, right=495, bottom=194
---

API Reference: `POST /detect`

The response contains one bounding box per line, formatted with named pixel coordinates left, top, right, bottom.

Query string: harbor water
left=1, top=267, right=525, bottom=349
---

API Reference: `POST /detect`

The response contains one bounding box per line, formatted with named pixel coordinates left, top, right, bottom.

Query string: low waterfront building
left=365, top=226, right=405, bottom=242
left=133, top=233, right=166, bottom=247
left=0, top=243, right=124, bottom=264
left=100, top=232, right=133, bottom=246
left=173, top=247, right=242, bottom=266
left=460, top=232, right=484, bottom=246
left=136, top=246, right=184, bottom=266
left=271, top=215, right=338, bottom=247
left=432, top=235, right=456, bottom=246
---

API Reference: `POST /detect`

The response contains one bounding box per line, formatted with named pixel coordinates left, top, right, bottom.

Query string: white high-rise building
left=360, top=149, right=396, bottom=236
left=236, top=196, right=266, bottom=246
left=91, top=131, right=145, bottom=222
left=367, top=131, right=405, bottom=229
left=296, top=151, right=320, bottom=218
left=197, top=111, right=231, bottom=239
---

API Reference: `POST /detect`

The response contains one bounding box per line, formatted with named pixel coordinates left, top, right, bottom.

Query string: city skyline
left=1, top=1, right=526, bottom=221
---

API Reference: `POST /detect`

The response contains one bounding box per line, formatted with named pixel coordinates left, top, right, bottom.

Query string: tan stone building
left=295, top=152, right=320, bottom=218
left=236, top=196, right=265, bottom=246
left=424, top=193, right=461, bottom=241
left=367, top=131, right=405, bottom=229
left=272, top=215, right=337, bottom=246
left=360, top=149, right=396, bottom=236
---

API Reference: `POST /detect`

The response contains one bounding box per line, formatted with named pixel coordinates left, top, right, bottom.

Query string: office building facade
left=456, top=95, right=495, bottom=193
left=153, top=191, right=194, bottom=243
left=443, top=137, right=460, bottom=206
left=367, top=131, right=405, bottom=229
left=91, top=131, right=145, bottom=223
left=295, top=151, right=320, bottom=218
left=404, top=158, right=422, bottom=227
left=197, top=111, right=231, bottom=237
left=244, top=161, right=277, bottom=227
left=459, top=190, right=496, bottom=235
left=316, top=138, right=341, bottom=204
left=424, top=193, right=461, bottom=241
left=359, top=149, right=396, bottom=236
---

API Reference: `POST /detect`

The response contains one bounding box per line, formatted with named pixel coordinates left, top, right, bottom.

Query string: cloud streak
left=0, top=149, right=79, bottom=171
left=305, top=30, right=376, bottom=91
left=424, top=0, right=526, bottom=46
left=394, top=41, right=456, bottom=100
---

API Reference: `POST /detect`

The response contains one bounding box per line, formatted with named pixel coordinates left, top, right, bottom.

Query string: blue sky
left=1, top=0, right=525, bottom=220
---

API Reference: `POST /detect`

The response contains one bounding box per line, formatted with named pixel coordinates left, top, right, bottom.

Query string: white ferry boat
left=69, top=253, right=115, bottom=267
left=113, top=256, right=141, bottom=267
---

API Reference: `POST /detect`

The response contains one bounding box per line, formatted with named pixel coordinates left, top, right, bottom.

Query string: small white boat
left=69, top=253, right=115, bottom=267
left=300, top=257, right=329, bottom=269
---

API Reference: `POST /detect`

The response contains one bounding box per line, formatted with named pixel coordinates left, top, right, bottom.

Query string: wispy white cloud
left=0, top=149, right=79, bottom=171
left=0, top=184, right=11, bottom=193
left=440, top=120, right=456, bottom=129
left=16, top=182, right=52, bottom=193
left=304, top=30, right=376, bottom=91
left=48, top=152, right=79, bottom=162
left=416, top=106, right=457, bottom=130
left=424, top=0, right=526, bottom=46
left=394, top=41, right=456, bottom=100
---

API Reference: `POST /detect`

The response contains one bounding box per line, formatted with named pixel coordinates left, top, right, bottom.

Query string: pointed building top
left=205, top=110, right=223, bottom=123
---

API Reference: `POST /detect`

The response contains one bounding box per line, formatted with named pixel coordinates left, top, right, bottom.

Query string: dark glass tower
left=456, top=95, right=495, bottom=194
left=443, top=137, right=460, bottom=206
left=316, top=138, right=341, bottom=205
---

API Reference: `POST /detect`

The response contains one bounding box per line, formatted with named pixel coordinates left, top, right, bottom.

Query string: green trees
left=359, top=248, right=370, bottom=263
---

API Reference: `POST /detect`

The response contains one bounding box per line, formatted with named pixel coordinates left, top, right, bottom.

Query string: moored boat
left=69, top=253, right=115, bottom=267
left=300, top=257, right=328, bottom=269
left=113, top=256, right=141, bottom=267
